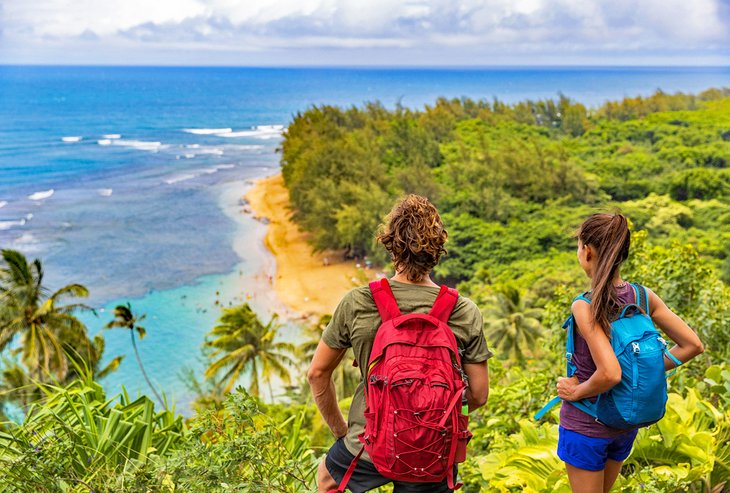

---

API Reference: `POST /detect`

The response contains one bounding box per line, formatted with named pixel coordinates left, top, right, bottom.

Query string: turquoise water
left=1, top=66, right=729, bottom=412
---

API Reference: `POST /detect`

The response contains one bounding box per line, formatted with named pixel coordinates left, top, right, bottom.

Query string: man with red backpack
left=308, top=195, right=491, bottom=493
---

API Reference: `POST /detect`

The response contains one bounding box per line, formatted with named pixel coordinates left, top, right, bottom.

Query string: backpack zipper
left=630, top=342, right=640, bottom=422
left=631, top=343, right=640, bottom=389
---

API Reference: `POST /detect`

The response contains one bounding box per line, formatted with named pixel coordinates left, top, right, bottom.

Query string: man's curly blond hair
left=376, top=194, right=448, bottom=282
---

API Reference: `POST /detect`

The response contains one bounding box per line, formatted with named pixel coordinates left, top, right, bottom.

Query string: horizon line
left=2, top=62, right=729, bottom=70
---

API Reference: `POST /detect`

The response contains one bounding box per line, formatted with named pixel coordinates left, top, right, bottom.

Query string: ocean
left=1, top=65, right=729, bottom=412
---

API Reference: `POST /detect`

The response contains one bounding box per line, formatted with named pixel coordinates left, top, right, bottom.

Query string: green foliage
left=0, top=249, right=121, bottom=420
left=281, top=91, right=730, bottom=273
left=470, top=420, right=569, bottom=493
left=481, top=287, right=545, bottom=363
left=668, top=168, right=730, bottom=201
left=0, top=372, right=184, bottom=492
left=0, top=380, right=319, bottom=492
left=469, top=360, right=557, bottom=450
left=464, top=363, right=730, bottom=492
left=162, top=390, right=317, bottom=492
left=462, top=360, right=564, bottom=492
left=292, top=314, right=359, bottom=403
left=625, top=388, right=729, bottom=492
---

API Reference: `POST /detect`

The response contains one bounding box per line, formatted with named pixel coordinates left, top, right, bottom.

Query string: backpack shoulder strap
left=428, top=285, right=459, bottom=323
left=631, top=283, right=650, bottom=315
left=573, top=291, right=592, bottom=305
left=564, top=314, right=578, bottom=377
left=369, top=278, right=402, bottom=322
left=565, top=291, right=591, bottom=376
left=535, top=292, right=589, bottom=421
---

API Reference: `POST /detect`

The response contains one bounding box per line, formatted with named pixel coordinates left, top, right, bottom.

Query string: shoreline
left=245, top=174, right=375, bottom=318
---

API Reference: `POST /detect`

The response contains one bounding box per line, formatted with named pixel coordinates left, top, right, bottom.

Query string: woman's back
left=560, top=283, right=637, bottom=438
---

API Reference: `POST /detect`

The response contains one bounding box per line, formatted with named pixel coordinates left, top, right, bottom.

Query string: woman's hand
left=557, top=375, right=580, bottom=401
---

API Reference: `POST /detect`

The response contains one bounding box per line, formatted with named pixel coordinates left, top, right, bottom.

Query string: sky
left=1, top=0, right=729, bottom=66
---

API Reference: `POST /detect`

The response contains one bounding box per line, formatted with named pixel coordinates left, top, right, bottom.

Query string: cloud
left=1, top=0, right=728, bottom=64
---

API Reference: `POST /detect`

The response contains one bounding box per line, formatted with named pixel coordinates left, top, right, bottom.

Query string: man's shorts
left=557, top=426, right=638, bottom=472
left=325, top=438, right=455, bottom=493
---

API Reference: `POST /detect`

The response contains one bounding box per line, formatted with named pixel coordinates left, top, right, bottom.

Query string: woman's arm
left=647, top=288, right=704, bottom=369
left=557, top=300, right=622, bottom=401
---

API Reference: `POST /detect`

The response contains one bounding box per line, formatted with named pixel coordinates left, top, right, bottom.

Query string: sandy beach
left=245, top=174, right=376, bottom=317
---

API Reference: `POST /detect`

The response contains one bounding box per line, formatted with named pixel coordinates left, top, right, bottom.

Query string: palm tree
left=205, top=304, right=295, bottom=400
left=297, top=314, right=359, bottom=399
left=0, top=249, right=92, bottom=381
left=105, top=303, right=163, bottom=404
left=0, top=335, right=122, bottom=412
left=483, top=286, right=545, bottom=362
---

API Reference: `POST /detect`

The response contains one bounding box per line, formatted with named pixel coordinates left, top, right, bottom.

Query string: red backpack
left=330, top=278, right=471, bottom=492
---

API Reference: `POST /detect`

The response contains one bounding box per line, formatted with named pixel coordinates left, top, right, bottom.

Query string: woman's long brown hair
left=578, top=213, right=631, bottom=337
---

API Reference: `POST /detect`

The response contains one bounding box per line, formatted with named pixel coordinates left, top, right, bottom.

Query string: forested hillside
left=281, top=89, right=730, bottom=283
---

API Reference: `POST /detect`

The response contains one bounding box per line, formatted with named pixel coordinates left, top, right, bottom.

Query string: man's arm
left=463, top=361, right=489, bottom=412
left=307, top=340, right=349, bottom=438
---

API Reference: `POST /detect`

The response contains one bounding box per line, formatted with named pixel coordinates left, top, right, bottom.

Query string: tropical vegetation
left=204, top=304, right=295, bottom=398
left=1, top=88, right=729, bottom=491
left=106, top=303, right=164, bottom=405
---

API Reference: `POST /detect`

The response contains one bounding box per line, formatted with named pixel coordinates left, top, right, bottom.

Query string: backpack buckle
left=369, top=375, right=387, bottom=385
left=566, top=352, right=573, bottom=362
left=453, top=362, right=468, bottom=383
left=632, top=342, right=640, bottom=353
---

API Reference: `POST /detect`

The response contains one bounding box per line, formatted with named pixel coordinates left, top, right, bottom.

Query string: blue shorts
left=557, top=426, right=638, bottom=471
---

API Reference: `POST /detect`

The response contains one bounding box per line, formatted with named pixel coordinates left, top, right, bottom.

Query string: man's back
left=322, top=279, right=490, bottom=460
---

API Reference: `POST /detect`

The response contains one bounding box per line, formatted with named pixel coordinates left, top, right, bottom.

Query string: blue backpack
left=535, top=283, right=682, bottom=429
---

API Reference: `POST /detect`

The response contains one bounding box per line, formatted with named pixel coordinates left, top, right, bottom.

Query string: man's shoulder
left=453, top=294, right=480, bottom=318
left=335, top=285, right=375, bottom=311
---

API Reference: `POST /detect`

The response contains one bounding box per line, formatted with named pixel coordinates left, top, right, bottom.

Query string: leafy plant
left=0, top=369, right=184, bottom=492
left=162, top=390, right=317, bottom=492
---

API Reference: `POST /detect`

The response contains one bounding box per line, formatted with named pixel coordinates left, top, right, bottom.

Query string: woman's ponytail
left=578, top=214, right=631, bottom=337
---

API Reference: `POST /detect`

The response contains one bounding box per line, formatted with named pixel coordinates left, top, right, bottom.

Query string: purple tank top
left=559, top=283, right=639, bottom=438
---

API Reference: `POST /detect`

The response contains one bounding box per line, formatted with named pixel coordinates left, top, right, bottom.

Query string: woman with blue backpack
left=551, top=213, right=704, bottom=492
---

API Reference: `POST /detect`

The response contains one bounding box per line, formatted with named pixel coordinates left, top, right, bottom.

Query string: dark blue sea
left=1, top=65, right=729, bottom=411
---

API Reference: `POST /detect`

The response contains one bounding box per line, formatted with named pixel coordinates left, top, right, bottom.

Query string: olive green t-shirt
left=322, top=280, right=491, bottom=460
